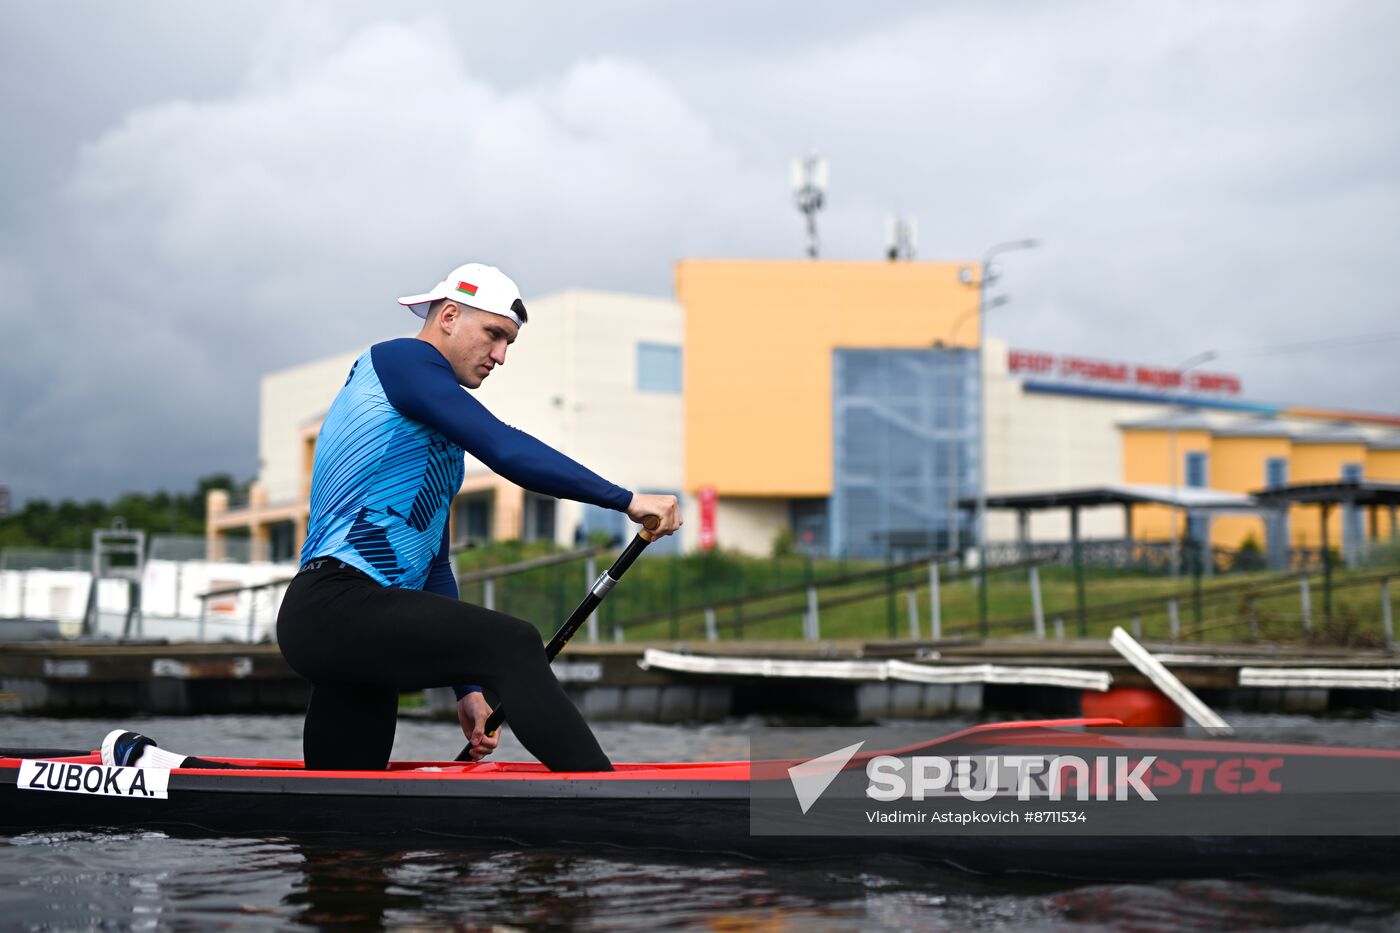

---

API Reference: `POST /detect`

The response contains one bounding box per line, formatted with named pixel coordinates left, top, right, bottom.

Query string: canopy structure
left=970, top=482, right=1259, bottom=514
left=960, top=483, right=1262, bottom=561
left=957, top=480, right=1399, bottom=635
left=959, top=483, right=1272, bottom=637
left=1249, top=480, right=1400, bottom=617
left=1250, top=479, right=1400, bottom=564
left=1250, top=479, right=1400, bottom=508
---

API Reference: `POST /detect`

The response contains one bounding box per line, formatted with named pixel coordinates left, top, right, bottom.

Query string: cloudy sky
left=2, top=1, right=1397, bottom=506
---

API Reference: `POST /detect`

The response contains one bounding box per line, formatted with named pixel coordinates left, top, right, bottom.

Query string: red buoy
left=1081, top=687, right=1184, bottom=727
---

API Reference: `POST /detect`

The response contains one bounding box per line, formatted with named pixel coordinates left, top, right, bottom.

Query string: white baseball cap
left=397, top=263, right=528, bottom=327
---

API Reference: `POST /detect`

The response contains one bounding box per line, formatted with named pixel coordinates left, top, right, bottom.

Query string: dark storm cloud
left=1, top=1, right=1397, bottom=505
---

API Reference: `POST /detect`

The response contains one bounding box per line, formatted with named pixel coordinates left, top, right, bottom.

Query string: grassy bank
left=455, top=542, right=1400, bottom=647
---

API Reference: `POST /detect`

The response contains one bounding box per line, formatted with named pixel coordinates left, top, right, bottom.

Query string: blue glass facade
left=830, top=348, right=979, bottom=559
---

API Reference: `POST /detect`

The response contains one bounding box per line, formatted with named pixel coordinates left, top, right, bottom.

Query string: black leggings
left=272, top=560, right=611, bottom=773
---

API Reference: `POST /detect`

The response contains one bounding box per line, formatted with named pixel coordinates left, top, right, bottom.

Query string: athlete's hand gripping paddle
left=454, top=518, right=660, bottom=762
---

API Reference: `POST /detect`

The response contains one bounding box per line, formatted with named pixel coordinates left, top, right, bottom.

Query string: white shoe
left=101, top=729, right=156, bottom=768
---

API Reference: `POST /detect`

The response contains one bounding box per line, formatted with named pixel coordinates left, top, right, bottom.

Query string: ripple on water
left=5, top=830, right=1400, bottom=931
left=6, top=714, right=1400, bottom=929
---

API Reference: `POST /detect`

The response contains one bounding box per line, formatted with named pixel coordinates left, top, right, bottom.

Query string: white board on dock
left=1109, top=627, right=1232, bottom=734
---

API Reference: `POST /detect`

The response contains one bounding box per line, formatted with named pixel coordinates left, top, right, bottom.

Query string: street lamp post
left=973, top=239, right=1038, bottom=636
left=947, top=293, right=1008, bottom=562
left=1168, top=350, right=1217, bottom=577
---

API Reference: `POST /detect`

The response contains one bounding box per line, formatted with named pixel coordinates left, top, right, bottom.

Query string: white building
left=209, top=289, right=683, bottom=559
left=212, top=272, right=1399, bottom=561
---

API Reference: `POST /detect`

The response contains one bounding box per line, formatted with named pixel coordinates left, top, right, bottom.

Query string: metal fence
left=146, top=534, right=215, bottom=562
left=969, top=570, right=1398, bottom=648
left=193, top=577, right=290, bottom=642
left=980, top=540, right=1328, bottom=576
left=24, top=531, right=1389, bottom=647
left=0, top=548, right=93, bottom=572
left=455, top=545, right=608, bottom=640
left=610, top=550, right=977, bottom=643
left=0, top=535, right=266, bottom=571
left=593, top=540, right=1398, bottom=646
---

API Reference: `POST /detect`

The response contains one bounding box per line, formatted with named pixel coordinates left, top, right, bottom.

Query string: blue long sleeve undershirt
left=372, top=339, right=633, bottom=512
left=372, top=338, right=633, bottom=701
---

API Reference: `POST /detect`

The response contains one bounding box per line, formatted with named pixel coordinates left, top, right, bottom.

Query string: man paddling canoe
left=103, top=262, right=680, bottom=773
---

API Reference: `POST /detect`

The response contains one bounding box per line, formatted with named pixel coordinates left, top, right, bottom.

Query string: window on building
left=1184, top=452, right=1209, bottom=547
left=523, top=493, right=557, bottom=543
left=1185, top=452, right=1208, bottom=488
left=1264, top=457, right=1291, bottom=569
left=268, top=521, right=297, bottom=563
left=1341, top=463, right=1364, bottom=560
left=577, top=503, right=628, bottom=546
left=453, top=493, right=493, bottom=547
left=637, top=343, right=682, bottom=393
left=790, top=498, right=830, bottom=556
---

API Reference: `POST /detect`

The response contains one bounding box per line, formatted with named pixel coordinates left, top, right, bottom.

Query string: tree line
left=0, top=475, right=246, bottom=551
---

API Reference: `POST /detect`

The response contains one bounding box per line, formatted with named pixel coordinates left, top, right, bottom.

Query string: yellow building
left=1289, top=424, right=1370, bottom=551
left=1368, top=436, right=1400, bottom=538
left=677, top=258, right=981, bottom=553
left=679, top=259, right=979, bottom=494
left=1121, top=413, right=1400, bottom=555
left=1209, top=419, right=1293, bottom=553
left=211, top=256, right=1400, bottom=564
left=1119, top=411, right=1214, bottom=544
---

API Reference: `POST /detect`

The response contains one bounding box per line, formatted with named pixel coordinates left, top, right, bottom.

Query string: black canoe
left=4, top=719, right=1398, bottom=879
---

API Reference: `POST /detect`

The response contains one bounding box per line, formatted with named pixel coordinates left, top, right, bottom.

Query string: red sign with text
left=1009, top=350, right=1242, bottom=396
left=698, top=486, right=717, bottom=551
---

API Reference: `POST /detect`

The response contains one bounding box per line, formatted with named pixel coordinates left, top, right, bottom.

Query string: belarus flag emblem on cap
left=456, top=281, right=478, bottom=297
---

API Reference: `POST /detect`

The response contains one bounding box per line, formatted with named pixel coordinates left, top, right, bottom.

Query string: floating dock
left=3, top=638, right=1398, bottom=719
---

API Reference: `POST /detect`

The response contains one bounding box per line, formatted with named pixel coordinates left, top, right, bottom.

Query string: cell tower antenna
left=886, top=215, right=917, bottom=261
left=790, top=153, right=828, bottom=259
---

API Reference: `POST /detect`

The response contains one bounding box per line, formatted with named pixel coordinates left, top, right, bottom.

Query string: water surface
left=4, top=713, right=1400, bottom=930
